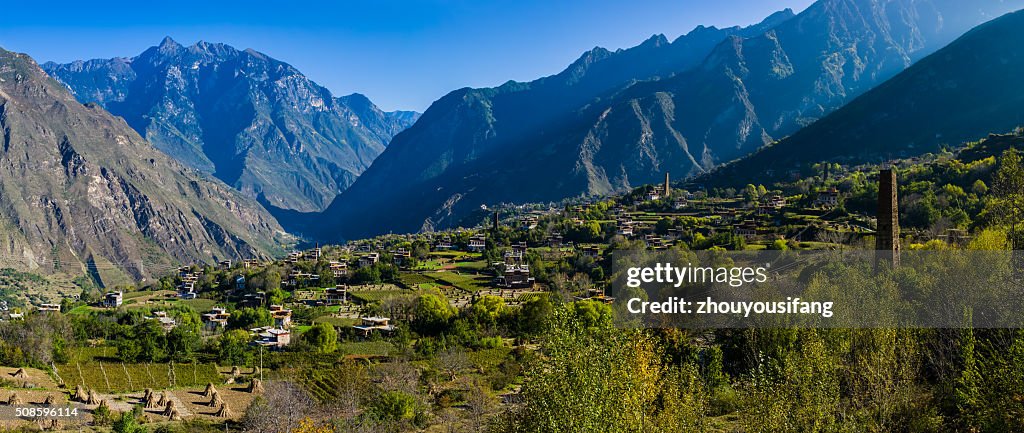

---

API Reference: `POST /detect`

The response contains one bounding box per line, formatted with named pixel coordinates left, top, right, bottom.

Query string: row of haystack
left=71, top=385, right=102, bottom=405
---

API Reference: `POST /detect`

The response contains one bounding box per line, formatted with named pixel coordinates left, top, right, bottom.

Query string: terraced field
left=57, top=362, right=222, bottom=393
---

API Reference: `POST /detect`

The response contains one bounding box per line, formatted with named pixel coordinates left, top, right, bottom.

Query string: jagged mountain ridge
left=307, top=9, right=798, bottom=240
left=43, top=38, right=418, bottom=213
left=0, top=47, right=286, bottom=284
left=310, top=0, right=1021, bottom=241
left=701, top=8, right=1024, bottom=188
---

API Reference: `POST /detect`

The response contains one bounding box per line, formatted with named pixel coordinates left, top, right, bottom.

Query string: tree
left=516, top=294, right=553, bottom=336
left=992, top=149, right=1024, bottom=248
left=570, top=300, right=613, bottom=328
left=112, top=406, right=147, bottom=433
left=491, top=308, right=707, bottom=432
left=218, top=329, right=253, bottom=366
left=303, top=322, right=338, bottom=354
left=369, top=390, right=419, bottom=424
left=229, top=308, right=272, bottom=330
left=166, top=325, right=200, bottom=362
left=412, top=294, right=456, bottom=334
left=468, top=295, right=507, bottom=327
left=954, top=314, right=981, bottom=430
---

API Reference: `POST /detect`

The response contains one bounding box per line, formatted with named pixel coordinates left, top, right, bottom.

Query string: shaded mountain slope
left=44, top=38, right=417, bottom=212
left=0, top=47, right=286, bottom=284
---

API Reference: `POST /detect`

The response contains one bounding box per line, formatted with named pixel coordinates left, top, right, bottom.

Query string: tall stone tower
left=875, top=169, right=900, bottom=268
left=664, top=172, right=671, bottom=196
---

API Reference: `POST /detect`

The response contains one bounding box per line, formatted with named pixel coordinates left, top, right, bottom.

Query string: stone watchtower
left=875, top=169, right=900, bottom=268
left=664, top=172, right=671, bottom=196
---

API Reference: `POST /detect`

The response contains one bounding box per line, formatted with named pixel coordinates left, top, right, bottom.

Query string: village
left=0, top=133, right=1011, bottom=431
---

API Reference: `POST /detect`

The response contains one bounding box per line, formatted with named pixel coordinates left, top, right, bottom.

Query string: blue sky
left=0, top=0, right=813, bottom=112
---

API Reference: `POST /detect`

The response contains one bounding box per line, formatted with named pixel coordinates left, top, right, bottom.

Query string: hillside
left=0, top=47, right=286, bottom=285
left=311, top=0, right=1021, bottom=241
left=702, top=8, right=1024, bottom=188
left=44, top=38, right=418, bottom=212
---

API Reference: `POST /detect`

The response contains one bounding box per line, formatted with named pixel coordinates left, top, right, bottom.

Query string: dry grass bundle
left=248, top=378, right=265, bottom=394
left=7, top=393, right=23, bottom=405
left=208, top=391, right=224, bottom=407
left=73, top=385, right=88, bottom=402
left=213, top=402, right=231, bottom=418
left=162, top=399, right=177, bottom=417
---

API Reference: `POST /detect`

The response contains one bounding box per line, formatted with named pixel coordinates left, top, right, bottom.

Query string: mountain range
left=0, top=47, right=286, bottom=285
left=307, top=0, right=1023, bottom=241
left=699, top=7, right=1024, bottom=188
left=43, top=38, right=418, bottom=213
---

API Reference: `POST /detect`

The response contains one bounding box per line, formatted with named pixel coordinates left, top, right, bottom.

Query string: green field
left=350, top=289, right=415, bottom=303
left=428, top=271, right=492, bottom=292
left=338, top=341, right=394, bottom=356
left=313, top=316, right=359, bottom=327
left=57, top=362, right=222, bottom=393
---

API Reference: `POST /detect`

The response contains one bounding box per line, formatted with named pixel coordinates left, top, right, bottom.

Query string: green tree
left=218, top=329, right=253, bottom=366
left=229, top=308, right=272, bottom=330
left=954, top=315, right=981, bottom=430
left=991, top=149, right=1024, bottom=248
left=413, top=294, right=456, bottom=334
left=166, top=326, right=200, bottom=362
left=303, top=322, right=338, bottom=354
left=112, top=406, right=147, bottom=433
left=491, top=308, right=707, bottom=432
left=516, top=294, right=553, bottom=336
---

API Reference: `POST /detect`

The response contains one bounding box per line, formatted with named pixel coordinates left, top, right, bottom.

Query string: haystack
left=167, top=407, right=182, bottom=421
left=144, top=390, right=160, bottom=409
left=162, top=399, right=177, bottom=417
left=86, top=389, right=100, bottom=405
left=208, top=391, right=224, bottom=407
left=73, top=385, right=88, bottom=402
left=155, top=392, right=167, bottom=407
left=248, top=378, right=265, bottom=394
left=96, top=399, right=109, bottom=412
left=42, top=394, right=55, bottom=405
left=214, top=402, right=232, bottom=418
left=230, top=366, right=241, bottom=376
left=7, top=393, right=23, bottom=405
left=12, top=368, right=27, bottom=379
left=202, top=383, right=217, bottom=397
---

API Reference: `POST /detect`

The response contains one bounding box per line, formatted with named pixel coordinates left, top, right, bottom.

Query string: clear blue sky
left=0, top=0, right=813, bottom=112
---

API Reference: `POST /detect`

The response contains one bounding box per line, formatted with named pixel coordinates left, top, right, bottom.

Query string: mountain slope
left=43, top=38, right=418, bottom=212
left=701, top=8, right=1024, bottom=188
left=311, top=0, right=1021, bottom=241
left=0, top=47, right=286, bottom=284
left=307, top=9, right=797, bottom=240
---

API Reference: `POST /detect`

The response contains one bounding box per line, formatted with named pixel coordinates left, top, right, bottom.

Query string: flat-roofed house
left=816, top=188, right=840, bottom=208
left=252, top=327, right=291, bottom=349
left=269, top=304, right=293, bottom=329
left=468, top=235, right=487, bottom=252
left=103, top=291, right=123, bottom=308
left=325, top=286, right=348, bottom=305
left=358, top=253, right=380, bottom=268
left=434, top=237, right=453, bottom=251
left=37, top=303, right=61, bottom=313
left=329, top=261, right=348, bottom=278
left=202, top=307, right=231, bottom=329
left=391, top=248, right=412, bottom=267
left=353, top=317, right=396, bottom=337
